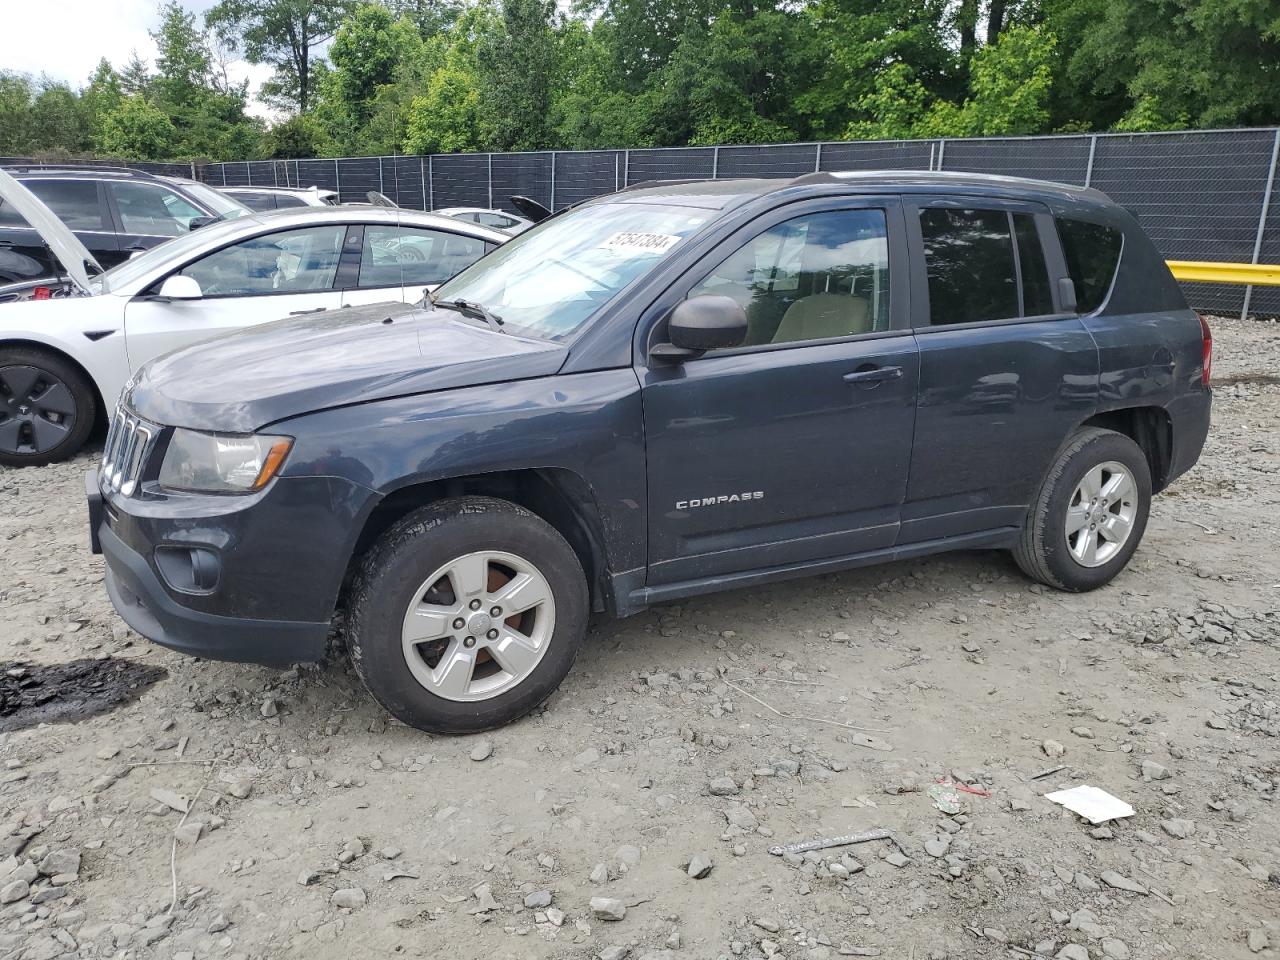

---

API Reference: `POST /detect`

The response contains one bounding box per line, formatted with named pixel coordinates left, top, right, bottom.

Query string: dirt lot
left=0, top=316, right=1276, bottom=960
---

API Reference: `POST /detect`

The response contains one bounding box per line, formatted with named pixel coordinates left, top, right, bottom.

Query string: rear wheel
left=0, top=348, right=97, bottom=467
left=347, top=496, right=589, bottom=733
left=1013, top=427, right=1152, bottom=591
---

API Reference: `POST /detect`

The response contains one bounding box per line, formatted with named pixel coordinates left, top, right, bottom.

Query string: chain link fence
left=9, top=128, right=1280, bottom=317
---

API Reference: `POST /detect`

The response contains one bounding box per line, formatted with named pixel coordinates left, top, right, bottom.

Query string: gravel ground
left=0, top=316, right=1276, bottom=960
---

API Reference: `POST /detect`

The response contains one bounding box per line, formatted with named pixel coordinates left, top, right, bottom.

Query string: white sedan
left=0, top=169, right=507, bottom=466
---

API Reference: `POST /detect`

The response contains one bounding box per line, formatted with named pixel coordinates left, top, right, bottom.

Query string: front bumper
left=87, top=469, right=360, bottom=668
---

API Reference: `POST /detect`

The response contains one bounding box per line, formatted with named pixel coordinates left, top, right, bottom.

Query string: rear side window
left=234, top=192, right=277, bottom=212
left=274, top=194, right=308, bottom=209
left=919, top=207, right=1018, bottom=325
left=24, top=179, right=105, bottom=230
left=1056, top=218, right=1122, bottom=313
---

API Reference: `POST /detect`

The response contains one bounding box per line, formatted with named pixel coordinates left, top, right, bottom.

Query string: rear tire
left=0, top=347, right=97, bottom=467
left=1013, top=427, right=1152, bottom=592
left=347, top=496, right=589, bottom=734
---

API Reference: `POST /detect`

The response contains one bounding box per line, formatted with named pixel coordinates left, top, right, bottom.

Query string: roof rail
left=0, top=163, right=164, bottom=180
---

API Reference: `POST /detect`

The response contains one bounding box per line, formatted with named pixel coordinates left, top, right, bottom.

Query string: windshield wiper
left=434, top=297, right=506, bottom=333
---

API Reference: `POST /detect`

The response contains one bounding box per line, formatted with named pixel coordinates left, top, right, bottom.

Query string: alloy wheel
left=0, top=364, right=77, bottom=457
left=400, top=550, right=555, bottom=702
left=1065, top=460, right=1138, bottom=568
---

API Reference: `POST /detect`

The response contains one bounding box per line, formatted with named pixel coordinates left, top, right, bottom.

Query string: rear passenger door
left=898, top=196, right=1098, bottom=544
left=340, top=223, right=492, bottom=307
left=13, top=178, right=120, bottom=270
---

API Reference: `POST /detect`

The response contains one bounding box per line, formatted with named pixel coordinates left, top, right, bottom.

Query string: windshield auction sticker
left=600, top=232, right=683, bottom=255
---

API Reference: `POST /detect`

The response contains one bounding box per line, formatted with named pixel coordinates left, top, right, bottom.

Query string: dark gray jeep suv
left=87, top=171, right=1212, bottom=733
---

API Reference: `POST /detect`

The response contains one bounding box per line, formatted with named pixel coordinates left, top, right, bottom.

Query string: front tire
left=0, top=348, right=97, bottom=467
left=1013, top=427, right=1152, bottom=592
left=347, top=496, right=589, bottom=734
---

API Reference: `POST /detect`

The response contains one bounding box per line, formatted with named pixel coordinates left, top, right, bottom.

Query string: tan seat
left=771, top=293, right=871, bottom=344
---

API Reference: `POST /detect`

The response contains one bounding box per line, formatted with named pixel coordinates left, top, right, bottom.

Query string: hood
left=0, top=169, right=101, bottom=295
left=127, top=301, right=569, bottom=432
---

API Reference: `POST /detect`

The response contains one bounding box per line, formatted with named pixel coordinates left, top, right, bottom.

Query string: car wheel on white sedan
left=0, top=347, right=97, bottom=466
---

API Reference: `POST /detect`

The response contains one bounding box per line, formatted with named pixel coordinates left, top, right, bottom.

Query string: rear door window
left=1014, top=214, right=1054, bottom=316
left=919, top=207, right=1019, bottom=325
left=918, top=206, right=1057, bottom=325
left=24, top=179, right=106, bottom=230
left=1056, top=217, right=1122, bottom=313
left=357, top=225, right=487, bottom=287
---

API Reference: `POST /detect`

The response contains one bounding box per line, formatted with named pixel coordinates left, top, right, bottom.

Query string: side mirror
left=156, top=275, right=202, bottom=300
left=188, top=216, right=217, bottom=231
left=1057, top=277, right=1078, bottom=313
left=654, top=295, right=748, bottom=360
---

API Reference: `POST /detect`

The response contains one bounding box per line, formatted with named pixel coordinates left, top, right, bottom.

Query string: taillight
left=32, top=286, right=51, bottom=300
left=1198, top=313, right=1212, bottom=386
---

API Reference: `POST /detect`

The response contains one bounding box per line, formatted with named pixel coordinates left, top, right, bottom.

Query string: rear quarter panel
left=1061, top=199, right=1212, bottom=483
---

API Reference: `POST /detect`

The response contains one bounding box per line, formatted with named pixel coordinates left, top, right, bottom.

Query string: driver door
left=123, top=223, right=346, bottom=370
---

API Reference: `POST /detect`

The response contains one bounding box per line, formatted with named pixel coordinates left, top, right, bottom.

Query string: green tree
left=206, top=0, right=356, bottom=112
left=325, top=3, right=422, bottom=131
left=28, top=81, right=92, bottom=153
left=1052, top=0, right=1280, bottom=129
left=403, top=56, right=486, bottom=153
left=99, top=95, right=178, bottom=158
left=119, top=51, right=152, bottom=97
left=0, top=72, right=36, bottom=155
left=479, top=0, right=558, bottom=150
left=263, top=112, right=330, bottom=156
left=82, top=59, right=124, bottom=144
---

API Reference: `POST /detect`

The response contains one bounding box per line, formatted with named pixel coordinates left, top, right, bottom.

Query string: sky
left=0, top=0, right=282, bottom=120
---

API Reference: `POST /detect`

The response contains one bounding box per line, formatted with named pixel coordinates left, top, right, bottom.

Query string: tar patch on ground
left=0, top=659, right=167, bottom=732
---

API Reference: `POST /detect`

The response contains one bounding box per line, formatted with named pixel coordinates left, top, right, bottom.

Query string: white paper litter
left=1043, top=784, right=1135, bottom=824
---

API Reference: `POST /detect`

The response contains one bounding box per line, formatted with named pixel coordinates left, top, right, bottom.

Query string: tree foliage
left=6, top=0, right=1280, bottom=163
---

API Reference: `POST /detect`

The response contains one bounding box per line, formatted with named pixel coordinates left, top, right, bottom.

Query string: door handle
left=843, top=365, right=903, bottom=384
left=289, top=307, right=327, bottom=315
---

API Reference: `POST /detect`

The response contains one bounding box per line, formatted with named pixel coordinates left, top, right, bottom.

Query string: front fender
left=277, top=369, right=648, bottom=576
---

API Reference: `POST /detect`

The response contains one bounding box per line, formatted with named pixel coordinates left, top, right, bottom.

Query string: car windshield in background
left=432, top=202, right=710, bottom=340
left=94, top=216, right=260, bottom=293
left=177, top=180, right=251, bottom=220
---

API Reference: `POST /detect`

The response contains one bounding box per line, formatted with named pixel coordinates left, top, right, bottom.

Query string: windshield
left=432, top=201, right=710, bottom=340
left=95, top=215, right=265, bottom=293
left=169, top=179, right=251, bottom=220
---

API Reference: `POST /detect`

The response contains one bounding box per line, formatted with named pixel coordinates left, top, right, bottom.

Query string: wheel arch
left=1080, top=405, right=1173, bottom=492
left=0, top=336, right=110, bottom=434
left=344, top=468, right=616, bottom=614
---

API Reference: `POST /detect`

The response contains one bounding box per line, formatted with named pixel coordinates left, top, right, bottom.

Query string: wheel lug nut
left=490, top=606, right=502, bottom=618
left=469, top=599, right=482, bottom=610
left=463, top=636, right=476, bottom=648
left=453, top=618, right=465, bottom=629
left=487, top=628, right=498, bottom=640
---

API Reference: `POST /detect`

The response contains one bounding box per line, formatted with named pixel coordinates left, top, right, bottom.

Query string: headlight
left=158, top=429, right=293, bottom=494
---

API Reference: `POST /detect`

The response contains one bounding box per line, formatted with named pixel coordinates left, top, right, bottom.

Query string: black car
left=0, top=166, right=250, bottom=285
left=89, top=170, right=1212, bottom=735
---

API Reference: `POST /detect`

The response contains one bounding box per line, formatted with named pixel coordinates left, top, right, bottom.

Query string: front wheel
left=1013, top=427, right=1152, bottom=592
left=347, top=496, right=589, bottom=733
left=0, top=348, right=97, bottom=467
